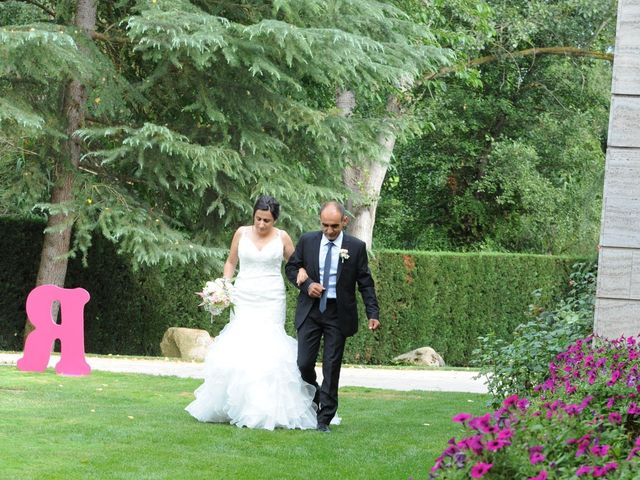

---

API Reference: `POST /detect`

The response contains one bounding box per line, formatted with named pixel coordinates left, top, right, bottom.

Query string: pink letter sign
left=17, top=285, right=91, bottom=376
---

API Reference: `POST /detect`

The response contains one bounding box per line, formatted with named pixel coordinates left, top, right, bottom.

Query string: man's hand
left=368, top=319, right=380, bottom=331
left=307, top=282, right=325, bottom=298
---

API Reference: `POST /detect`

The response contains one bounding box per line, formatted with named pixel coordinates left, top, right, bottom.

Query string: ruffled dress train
left=185, top=229, right=317, bottom=430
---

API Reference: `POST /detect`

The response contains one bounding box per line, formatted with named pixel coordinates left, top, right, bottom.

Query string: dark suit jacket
left=285, top=231, right=379, bottom=337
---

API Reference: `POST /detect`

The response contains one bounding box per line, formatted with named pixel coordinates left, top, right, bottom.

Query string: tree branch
left=90, top=30, right=129, bottom=44
left=0, top=0, right=55, bottom=17
left=423, top=46, right=614, bottom=82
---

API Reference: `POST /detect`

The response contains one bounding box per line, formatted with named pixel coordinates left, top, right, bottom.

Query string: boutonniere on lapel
left=339, top=248, right=350, bottom=263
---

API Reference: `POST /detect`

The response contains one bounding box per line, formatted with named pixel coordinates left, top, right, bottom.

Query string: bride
left=185, top=195, right=318, bottom=430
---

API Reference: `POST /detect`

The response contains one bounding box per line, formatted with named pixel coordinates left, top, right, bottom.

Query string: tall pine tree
left=0, top=0, right=446, bottom=337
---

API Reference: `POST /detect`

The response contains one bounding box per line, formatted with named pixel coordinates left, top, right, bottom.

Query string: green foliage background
left=375, top=0, right=614, bottom=255
left=1, top=218, right=587, bottom=365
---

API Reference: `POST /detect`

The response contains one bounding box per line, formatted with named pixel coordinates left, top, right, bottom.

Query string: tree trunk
left=24, top=0, right=96, bottom=340
left=339, top=90, right=399, bottom=247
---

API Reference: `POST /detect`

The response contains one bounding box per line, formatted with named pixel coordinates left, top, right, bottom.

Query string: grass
left=0, top=366, right=488, bottom=480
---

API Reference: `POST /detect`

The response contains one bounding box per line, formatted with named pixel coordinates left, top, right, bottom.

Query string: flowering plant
left=430, top=335, right=640, bottom=479
left=339, top=248, right=350, bottom=262
left=196, top=278, right=234, bottom=318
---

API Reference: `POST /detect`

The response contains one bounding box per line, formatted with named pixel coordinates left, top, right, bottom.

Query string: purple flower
left=528, top=470, right=548, bottom=480
left=604, top=462, right=618, bottom=472
left=564, top=403, right=581, bottom=416
left=458, top=435, right=484, bottom=455
left=486, top=439, right=508, bottom=452
left=606, top=369, right=621, bottom=386
left=502, top=394, right=519, bottom=408
left=469, top=414, right=492, bottom=433
left=452, top=412, right=472, bottom=423
left=590, top=444, right=610, bottom=457
left=628, top=402, right=640, bottom=415
left=470, top=462, right=492, bottom=479
left=576, top=465, right=592, bottom=476
left=529, top=453, right=545, bottom=465
left=608, top=412, right=622, bottom=424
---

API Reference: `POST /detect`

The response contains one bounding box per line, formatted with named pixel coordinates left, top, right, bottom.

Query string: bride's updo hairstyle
left=253, top=195, right=280, bottom=221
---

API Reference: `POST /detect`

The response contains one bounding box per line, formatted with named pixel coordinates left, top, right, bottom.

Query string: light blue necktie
left=319, top=241, right=334, bottom=313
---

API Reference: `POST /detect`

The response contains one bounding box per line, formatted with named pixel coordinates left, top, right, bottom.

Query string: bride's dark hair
left=253, top=195, right=280, bottom=221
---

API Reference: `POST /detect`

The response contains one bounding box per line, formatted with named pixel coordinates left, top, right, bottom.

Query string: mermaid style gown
left=185, top=228, right=317, bottom=430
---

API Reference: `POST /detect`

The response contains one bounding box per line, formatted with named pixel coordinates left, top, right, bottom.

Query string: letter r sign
left=17, top=285, right=91, bottom=376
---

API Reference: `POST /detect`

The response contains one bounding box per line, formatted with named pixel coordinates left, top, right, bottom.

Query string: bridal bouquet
left=196, top=278, right=234, bottom=317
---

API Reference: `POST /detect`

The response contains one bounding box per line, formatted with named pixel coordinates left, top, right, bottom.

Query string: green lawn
left=0, top=366, right=488, bottom=480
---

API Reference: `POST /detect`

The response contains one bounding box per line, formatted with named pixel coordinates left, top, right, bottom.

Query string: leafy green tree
left=375, top=0, right=615, bottom=254
left=0, top=0, right=445, bottom=337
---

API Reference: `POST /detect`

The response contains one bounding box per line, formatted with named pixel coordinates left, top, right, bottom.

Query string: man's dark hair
left=319, top=201, right=346, bottom=217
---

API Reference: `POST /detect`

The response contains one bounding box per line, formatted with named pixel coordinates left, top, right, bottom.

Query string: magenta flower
left=528, top=470, right=548, bottom=480
left=470, top=462, right=492, bottom=479
left=458, top=434, right=484, bottom=455
left=590, top=444, right=610, bottom=457
left=502, top=394, right=519, bottom=408
left=564, top=403, right=581, bottom=416
left=608, top=412, right=622, bottom=424
left=452, top=412, right=472, bottom=423
left=628, top=402, right=640, bottom=415
left=529, top=452, right=545, bottom=464
left=607, top=369, right=622, bottom=386
left=486, top=439, right=508, bottom=451
left=604, top=462, right=618, bottom=472
left=469, top=414, right=492, bottom=433
left=627, top=447, right=640, bottom=460
left=576, top=465, right=592, bottom=476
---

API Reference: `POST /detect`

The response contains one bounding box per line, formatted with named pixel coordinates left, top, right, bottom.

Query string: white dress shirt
left=319, top=232, right=343, bottom=299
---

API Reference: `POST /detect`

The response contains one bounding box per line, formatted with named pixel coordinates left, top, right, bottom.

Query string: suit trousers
left=296, top=299, right=346, bottom=425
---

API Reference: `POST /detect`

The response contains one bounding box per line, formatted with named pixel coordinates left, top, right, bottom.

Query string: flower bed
left=431, top=336, right=640, bottom=479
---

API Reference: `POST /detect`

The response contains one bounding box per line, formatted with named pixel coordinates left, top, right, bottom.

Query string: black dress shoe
left=316, top=423, right=331, bottom=433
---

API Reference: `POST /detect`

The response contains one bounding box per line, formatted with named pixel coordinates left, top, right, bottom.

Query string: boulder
left=160, top=327, right=213, bottom=362
left=393, top=347, right=445, bottom=367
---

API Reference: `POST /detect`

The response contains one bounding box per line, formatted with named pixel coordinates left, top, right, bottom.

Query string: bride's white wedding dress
left=185, top=228, right=317, bottom=430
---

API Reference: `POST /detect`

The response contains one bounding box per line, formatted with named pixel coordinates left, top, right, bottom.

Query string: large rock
left=160, top=327, right=213, bottom=362
left=393, top=347, right=445, bottom=367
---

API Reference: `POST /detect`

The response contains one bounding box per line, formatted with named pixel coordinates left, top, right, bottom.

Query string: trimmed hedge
left=341, top=250, right=586, bottom=365
left=0, top=217, right=588, bottom=365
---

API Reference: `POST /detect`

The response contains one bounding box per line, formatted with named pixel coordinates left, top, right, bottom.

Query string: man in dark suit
left=285, top=201, right=380, bottom=432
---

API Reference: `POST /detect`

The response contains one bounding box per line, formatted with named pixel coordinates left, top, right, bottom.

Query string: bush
left=430, top=335, right=640, bottom=479
left=1, top=217, right=586, bottom=364
left=0, top=217, right=44, bottom=350
left=473, top=262, right=597, bottom=404
left=342, top=251, right=587, bottom=365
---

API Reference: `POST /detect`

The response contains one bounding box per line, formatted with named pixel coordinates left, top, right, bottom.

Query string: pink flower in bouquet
left=196, top=278, right=235, bottom=317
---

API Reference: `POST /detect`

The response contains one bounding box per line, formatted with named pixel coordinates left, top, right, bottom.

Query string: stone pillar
left=594, top=0, right=640, bottom=338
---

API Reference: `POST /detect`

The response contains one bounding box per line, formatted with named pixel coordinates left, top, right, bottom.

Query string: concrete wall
left=595, top=0, right=640, bottom=338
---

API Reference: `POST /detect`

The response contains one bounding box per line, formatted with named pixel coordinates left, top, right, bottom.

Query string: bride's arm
left=296, top=268, right=309, bottom=286
left=282, top=230, right=308, bottom=286
left=281, top=230, right=296, bottom=262
left=223, top=227, right=242, bottom=279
